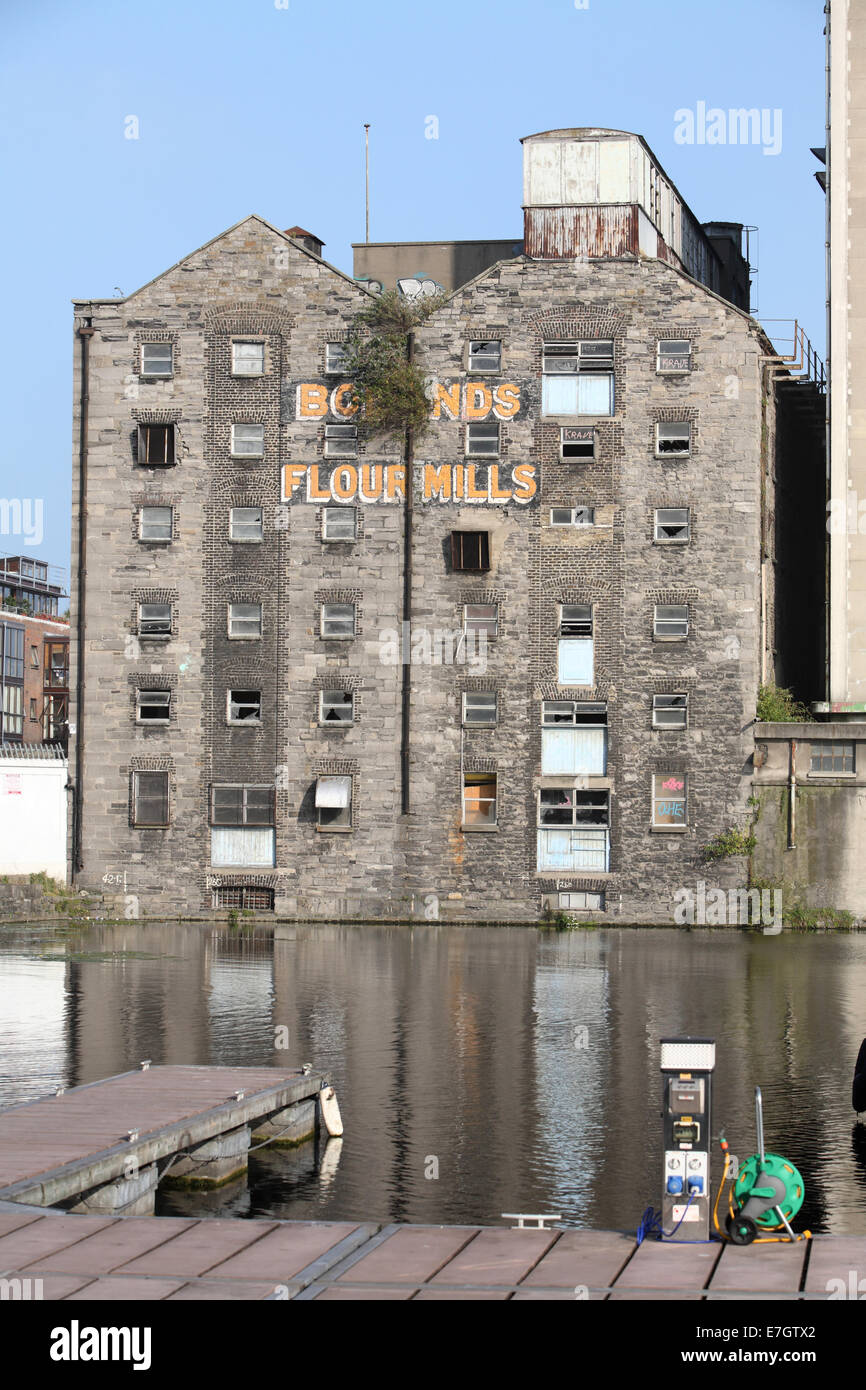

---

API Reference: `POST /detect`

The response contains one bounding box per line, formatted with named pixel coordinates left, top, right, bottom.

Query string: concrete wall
left=0, top=755, right=68, bottom=881
left=351, top=241, right=523, bottom=294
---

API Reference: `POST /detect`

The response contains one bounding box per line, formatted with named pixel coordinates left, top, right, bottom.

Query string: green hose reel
left=733, top=1151, right=806, bottom=1228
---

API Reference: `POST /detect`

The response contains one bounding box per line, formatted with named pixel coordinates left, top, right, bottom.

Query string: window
left=322, top=506, right=356, bottom=542
left=657, top=340, right=691, bottom=372
left=21, top=560, right=34, bottom=577
left=654, top=508, right=691, bottom=542
left=324, top=424, right=357, bottom=457
left=560, top=427, right=596, bottom=460
left=325, top=342, right=349, bottom=374
left=35, top=563, right=47, bottom=582
left=1, top=624, right=24, bottom=680
left=137, top=423, right=175, bottom=467
left=654, top=605, right=689, bottom=639
left=465, top=422, right=500, bottom=456
left=462, top=692, right=497, bottom=726
left=810, top=741, right=855, bottom=774
left=537, top=789, right=610, bottom=871
left=231, top=423, right=265, bottom=457
left=463, top=774, right=497, bottom=827
left=136, top=689, right=171, bottom=724
left=560, top=605, right=592, bottom=638
left=652, top=773, right=687, bottom=827
left=655, top=421, right=691, bottom=456
left=558, top=606, right=593, bottom=685
left=468, top=340, right=502, bottom=371
left=551, top=507, right=594, bottom=527
left=232, top=341, right=265, bottom=376
left=29, top=698, right=37, bottom=721
left=552, top=890, right=605, bottom=912
left=210, top=784, right=275, bottom=864
left=229, top=507, right=263, bottom=542
left=542, top=341, right=614, bottom=417
left=139, top=506, right=173, bottom=542
left=320, top=689, right=354, bottom=724
left=212, top=886, right=275, bottom=911
left=227, top=602, right=262, bottom=639
left=132, top=771, right=169, bottom=827
left=653, top=694, right=688, bottom=729
left=541, top=701, right=606, bottom=775
left=450, top=531, right=490, bottom=572
left=321, top=602, right=355, bottom=639
left=141, top=343, right=173, bottom=376
left=316, top=775, right=352, bottom=829
left=137, top=602, right=172, bottom=638
left=464, top=604, right=498, bottom=638
left=30, top=645, right=39, bottom=668
left=227, top=690, right=262, bottom=723
left=2, top=685, right=23, bottom=738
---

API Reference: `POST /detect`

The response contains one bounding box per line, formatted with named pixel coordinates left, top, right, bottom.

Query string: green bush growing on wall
left=756, top=684, right=813, bottom=723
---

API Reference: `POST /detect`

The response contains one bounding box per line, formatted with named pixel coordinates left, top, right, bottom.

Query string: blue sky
left=0, top=0, right=826, bottom=581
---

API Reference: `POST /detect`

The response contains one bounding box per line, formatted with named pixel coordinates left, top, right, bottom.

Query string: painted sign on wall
left=295, top=382, right=522, bottom=421
left=281, top=462, right=537, bottom=505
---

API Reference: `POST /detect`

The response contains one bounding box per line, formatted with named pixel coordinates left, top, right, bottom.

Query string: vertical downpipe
left=73, top=320, right=95, bottom=876
left=788, top=738, right=797, bottom=851
left=400, top=331, right=415, bottom=814
left=824, top=0, right=832, bottom=703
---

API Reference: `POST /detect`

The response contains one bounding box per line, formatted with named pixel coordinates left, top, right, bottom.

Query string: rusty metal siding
left=524, top=205, right=638, bottom=260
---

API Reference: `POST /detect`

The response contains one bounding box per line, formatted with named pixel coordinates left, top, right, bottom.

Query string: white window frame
left=231, top=423, right=265, bottom=458
left=656, top=340, right=692, bottom=373
left=319, top=689, right=355, bottom=725
left=141, top=342, right=173, bottom=377
left=556, top=890, right=604, bottom=911
left=315, top=775, right=353, bottom=830
left=139, top=505, right=173, bottom=543
left=324, top=424, right=358, bottom=457
left=322, top=506, right=356, bottom=542
left=462, top=691, right=497, bottom=727
left=320, top=602, right=355, bottom=639
left=652, top=773, right=688, bottom=828
left=653, top=605, right=690, bottom=640
left=231, top=341, right=265, bottom=376
left=652, top=694, right=688, bottom=729
left=468, top=339, right=502, bottom=372
left=227, top=689, right=262, bottom=724
left=463, top=604, right=498, bottom=639
left=550, top=507, right=595, bottom=527
left=136, top=689, right=171, bottom=724
left=560, top=427, right=597, bottom=461
left=465, top=422, right=500, bottom=456
left=559, top=604, right=593, bottom=638
left=325, top=342, right=349, bottom=374
left=229, top=506, right=264, bottom=542
left=137, top=602, right=172, bottom=639
left=462, top=774, right=498, bottom=828
left=654, top=507, right=691, bottom=542
left=655, top=421, right=692, bottom=457
left=227, top=602, right=263, bottom=639
left=542, top=341, right=615, bottom=418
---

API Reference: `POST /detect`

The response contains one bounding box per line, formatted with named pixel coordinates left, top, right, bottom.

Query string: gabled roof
left=72, top=215, right=370, bottom=306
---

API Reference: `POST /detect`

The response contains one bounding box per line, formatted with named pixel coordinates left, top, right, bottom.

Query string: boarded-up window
left=132, top=771, right=169, bottom=827
left=210, top=785, right=274, bottom=826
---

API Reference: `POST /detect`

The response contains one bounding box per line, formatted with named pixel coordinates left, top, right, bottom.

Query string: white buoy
left=318, top=1085, right=343, bottom=1137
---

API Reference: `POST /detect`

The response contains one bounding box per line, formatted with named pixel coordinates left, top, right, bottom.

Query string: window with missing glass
left=468, top=340, right=502, bottom=371
left=560, top=427, right=596, bottom=461
left=558, top=605, right=593, bottom=685
left=655, top=421, right=692, bottom=456
left=227, top=690, right=262, bottom=723
left=541, top=702, right=607, bottom=775
left=462, top=692, right=497, bottom=726
left=138, top=602, right=172, bottom=638
left=809, top=742, right=855, bottom=774
left=137, top=423, right=176, bottom=467
left=543, top=342, right=614, bottom=417
left=319, top=689, right=354, bottom=724
left=537, top=789, right=610, bottom=872
left=652, top=694, right=688, bottom=729
left=654, top=508, right=691, bottom=542
left=450, top=531, right=490, bottom=572
left=550, top=507, right=594, bottom=527
left=136, top=689, right=171, bottom=724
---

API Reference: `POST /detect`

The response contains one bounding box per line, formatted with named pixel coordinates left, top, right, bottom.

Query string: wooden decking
left=0, top=1206, right=862, bottom=1299
left=0, top=1066, right=326, bottom=1207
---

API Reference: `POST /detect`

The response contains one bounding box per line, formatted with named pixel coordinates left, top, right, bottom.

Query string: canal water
left=1, top=922, right=865, bottom=1236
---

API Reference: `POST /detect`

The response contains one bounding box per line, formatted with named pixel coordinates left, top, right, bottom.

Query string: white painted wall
left=0, top=758, right=68, bottom=882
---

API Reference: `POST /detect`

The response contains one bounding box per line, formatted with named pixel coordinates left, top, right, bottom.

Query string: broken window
left=541, top=702, right=607, bottom=774
left=227, top=690, right=262, bottom=723
left=462, top=774, right=497, bottom=827
left=141, top=343, right=173, bottom=376
left=652, top=694, right=688, bottom=729
left=652, top=773, right=687, bottom=826
left=136, top=689, right=171, bottom=723
left=321, top=603, right=355, bottom=639
left=462, top=692, right=497, bottom=726
left=231, top=423, right=265, bottom=457
left=657, top=340, right=691, bottom=372
left=654, top=507, right=691, bottom=541
left=559, top=604, right=592, bottom=638
left=315, top=775, right=352, bottom=828
left=319, top=689, right=354, bottom=724
left=325, top=342, right=349, bottom=374
left=543, top=342, right=614, bottom=417
left=537, top=789, right=609, bottom=871
left=550, top=507, right=594, bottom=527
left=557, top=606, right=593, bottom=685
left=468, top=340, right=502, bottom=371
left=138, top=602, right=172, bottom=638
left=324, top=424, right=358, bottom=457
left=654, top=605, right=689, bottom=639
left=210, top=784, right=275, bottom=864
left=655, top=421, right=691, bottom=456
left=137, top=423, right=175, bottom=466
left=560, top=427, right=596, bottom=461
left=451, top=531, right=490, bottom=572
left=139, top=506, right=173, bottom=542
left=229, top=507, right=263, bottom=542
left=322, top=506, right=356, bottom=541
left=232, top=341, right=264, bottom=376
left=809, top=741, right=855, bottom=774
left=463, top=604, right=498, bottom=638
left=465, top=422, right=500, bottom=456
left=132, top=770, right=169, bottom=827
left=227, top=602, right=262, bottom=639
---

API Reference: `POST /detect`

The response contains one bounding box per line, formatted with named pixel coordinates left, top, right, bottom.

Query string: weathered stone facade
left=70, top=209, right=816, bottom=923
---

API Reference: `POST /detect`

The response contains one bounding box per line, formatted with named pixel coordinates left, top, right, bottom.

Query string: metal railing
left=0, top=741, right=67, bottom=760
left=757, top=319, right=825, bottom=390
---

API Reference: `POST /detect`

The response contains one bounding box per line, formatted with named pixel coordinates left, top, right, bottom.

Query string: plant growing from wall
left=700, top=825, right=757, bottom=862
left=756, top=683, right=813, bottom=723
left=341, top=288, right=449, bottom=444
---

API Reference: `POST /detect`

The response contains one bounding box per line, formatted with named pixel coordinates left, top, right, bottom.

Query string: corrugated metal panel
left=598, top=140, right=630, bottom=201
left=210, top=828, right=275, bottom=867
left=537, top=829, right=609, bottom=873
left=524, top=206, right=638, bottom=260
left=541, top=728, right=607, bottom=775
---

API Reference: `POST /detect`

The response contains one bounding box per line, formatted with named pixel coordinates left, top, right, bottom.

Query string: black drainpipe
left=400, top=331, right=415, bottom=814
left=73, top=318, right=95, bottom=876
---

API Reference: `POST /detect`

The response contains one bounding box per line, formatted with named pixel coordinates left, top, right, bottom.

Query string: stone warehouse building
left=69, top=128, right=824, bottom=922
